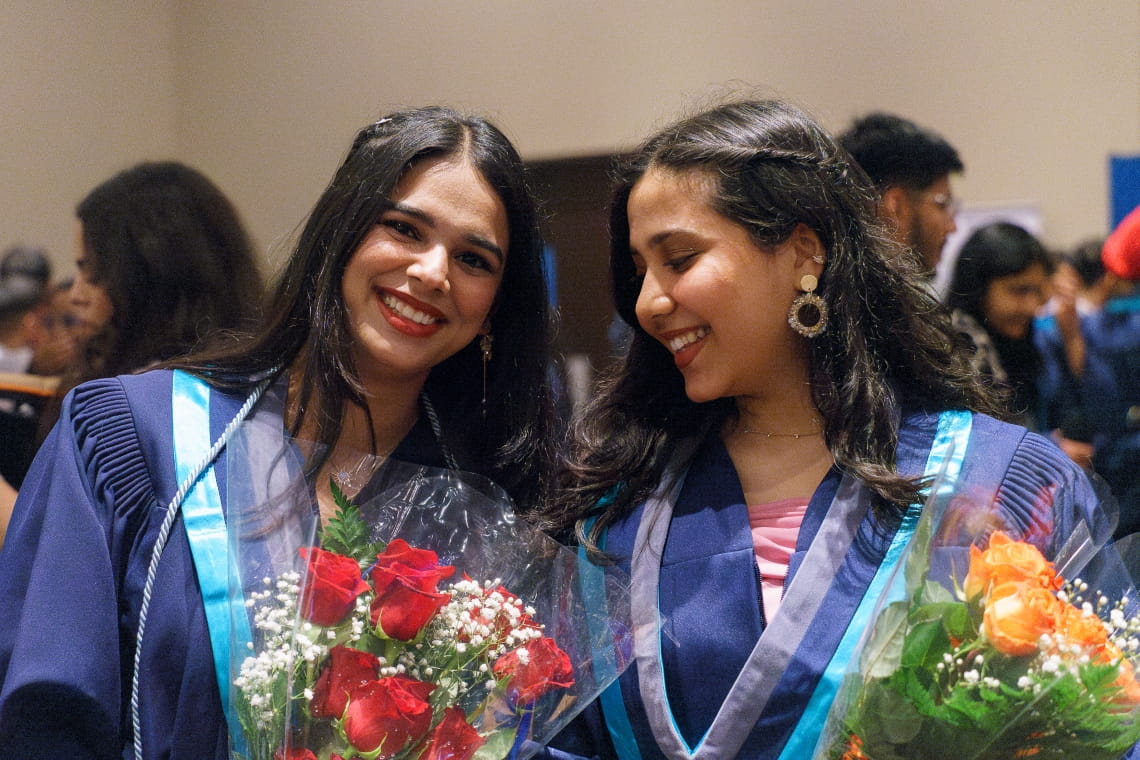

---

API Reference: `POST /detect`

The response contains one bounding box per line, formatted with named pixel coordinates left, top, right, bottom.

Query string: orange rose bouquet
left=222, top=435, right=632, bottom=760
left=815, top=476, right=1140, bottom=760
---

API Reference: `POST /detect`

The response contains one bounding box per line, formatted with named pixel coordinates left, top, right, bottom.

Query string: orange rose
left=839, top=734, right=869, bottom=760
left=964, top=532, right=1062, bottom=601
left=1054, top=603, right=1109, bottom=652
left=981, top=582, right=1061, bottom=656
left=1113, top=659, right=1140, bottom=705
left=1100, top=642, right=1140, bottom=705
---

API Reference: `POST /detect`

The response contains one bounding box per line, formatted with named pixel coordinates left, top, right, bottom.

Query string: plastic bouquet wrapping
left=814, top=454, right=1140, bottom=760
left=221, top=414, right=633, bottom=760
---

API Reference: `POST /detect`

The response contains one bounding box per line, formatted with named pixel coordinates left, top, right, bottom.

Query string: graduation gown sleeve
left=0, top=372, right=244, bottom=760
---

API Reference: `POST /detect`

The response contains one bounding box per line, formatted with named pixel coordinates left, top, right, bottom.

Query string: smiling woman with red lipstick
left=538, top=100, right=1130, bottom=760
left=0, top=107, right=556, bottom=759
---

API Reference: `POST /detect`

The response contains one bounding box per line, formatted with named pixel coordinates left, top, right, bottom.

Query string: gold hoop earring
left=480, top=333, right=493, bottom=417
left=787, top=274, right=828, bottom=338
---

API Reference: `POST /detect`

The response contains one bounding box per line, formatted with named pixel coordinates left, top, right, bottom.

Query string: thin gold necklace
left=739, top=429, right=823, bottom=439
left=739, top=416, right=823, bottom=439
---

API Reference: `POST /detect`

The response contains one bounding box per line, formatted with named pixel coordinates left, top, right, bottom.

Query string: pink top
left=747, top=497, right=810, bottom=618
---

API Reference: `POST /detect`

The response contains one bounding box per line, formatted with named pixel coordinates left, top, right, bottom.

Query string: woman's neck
left=724, top=389, right=832, bottom=505
left=336, top=389, right=420, bottom=458
left=732, top=389, right=822, bottom=438
left=286, top=368, right=423, bottom=521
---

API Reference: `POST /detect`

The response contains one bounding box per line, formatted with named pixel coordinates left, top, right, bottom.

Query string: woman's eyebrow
left=390, top=202, right=504, bottom=263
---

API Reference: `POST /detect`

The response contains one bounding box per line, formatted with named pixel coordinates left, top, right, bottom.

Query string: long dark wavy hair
left=40, top=161, right=263, bottom=436
left=545, top=99, right=1001, bottom=545
left=174, top=107, right=556, bottom=508
left=72, top=161, right=262, bottom=381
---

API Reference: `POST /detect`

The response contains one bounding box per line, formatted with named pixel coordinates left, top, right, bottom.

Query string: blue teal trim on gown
left=170, top=370, right=254, bottom=752
left=544, top=409, right=1119, bottom=760
left=0, top=370, right=447, bottom=760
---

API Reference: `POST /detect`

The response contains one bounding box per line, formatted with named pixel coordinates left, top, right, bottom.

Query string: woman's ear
left=790, top=223, right=826, bottom=277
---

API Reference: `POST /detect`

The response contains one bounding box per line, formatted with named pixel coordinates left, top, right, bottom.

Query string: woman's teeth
left=668, top=327, right=709, bottom=353
left=382, top=293, right=438, bottom=325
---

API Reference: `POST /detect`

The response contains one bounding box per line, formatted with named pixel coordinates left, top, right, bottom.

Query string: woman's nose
left=407, top=244, right=450, bottom=292
left=635, top=269, right=673, bottom=322
left=69, top=277, right=87, bottom=305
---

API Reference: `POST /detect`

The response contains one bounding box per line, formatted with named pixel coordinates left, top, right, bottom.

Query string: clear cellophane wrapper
left=813, top=450, right=1140, bottom=760
left=222, top=408, right=632, bottom=760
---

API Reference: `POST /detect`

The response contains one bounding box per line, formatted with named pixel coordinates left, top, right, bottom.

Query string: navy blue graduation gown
left=1036, top=300, right=1140, bottom=536
left=0, top=370, right=444, bottom=760
left=546, top=410, right=1129, bottom=760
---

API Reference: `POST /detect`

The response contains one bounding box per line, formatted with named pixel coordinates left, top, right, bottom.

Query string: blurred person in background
left=60, top=161, right=263, bottom=401
left=0, top=245, right=51, bottom=373
left=946, top=222, right=1052, bottom=431
left=839, top=112, right=963, bottom=274
left=1036, top=207, right=1140, bottom=536
left=0, top=161, right=264, bottom=544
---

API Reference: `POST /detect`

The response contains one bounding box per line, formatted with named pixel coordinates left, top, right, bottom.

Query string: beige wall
left=1, top=1, right=177, bottom=270
left=3, top=1, right=1138, bottom=278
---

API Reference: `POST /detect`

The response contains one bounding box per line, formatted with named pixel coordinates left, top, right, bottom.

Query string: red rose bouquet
left=223, top=436, right=632, bottom=760
left=813, top=464, right=1140, bottom=760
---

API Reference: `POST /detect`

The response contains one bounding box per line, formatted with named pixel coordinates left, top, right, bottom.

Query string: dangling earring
left=480, top=333, right=493, bottom=417
left=787, top=273, right=828, bottom=338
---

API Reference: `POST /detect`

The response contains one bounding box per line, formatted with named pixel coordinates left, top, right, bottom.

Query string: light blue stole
left=593, top=409, right=972, bottom=759
left=170, top=370, right=253, bottom=745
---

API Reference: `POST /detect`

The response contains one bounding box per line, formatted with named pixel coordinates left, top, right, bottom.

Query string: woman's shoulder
left=70, top=369, right=251, bottom=427
left=957, top=411, right=1107, bottom=539
left=65, top=369, right=253, bottom=482
left=903, top=409, right=1084, bottom=498
left=956, top=411, right=1072, bottom=474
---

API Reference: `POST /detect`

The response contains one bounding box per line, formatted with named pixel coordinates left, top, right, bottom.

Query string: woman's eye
left=383, top=219, right=419, bottom=239
left=456, top=251, right=494, bottom=272
left=665, top=249, right=698, bottom=271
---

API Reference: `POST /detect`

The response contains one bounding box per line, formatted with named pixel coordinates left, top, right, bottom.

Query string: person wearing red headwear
left=1103, top=205, right=1140, bottom=281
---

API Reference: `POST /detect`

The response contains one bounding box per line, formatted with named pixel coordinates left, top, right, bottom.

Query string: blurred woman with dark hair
left=947, top=221, right=1053, bottom=430
left=66, top=160, right=263, bottom=394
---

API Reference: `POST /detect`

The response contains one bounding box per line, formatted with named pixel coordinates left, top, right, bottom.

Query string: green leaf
left=918, top=579, right=956, bottom=606
left=472, top=728, right=519, bottom=760
left=900, top=620, right=946, bottom=669
left=864, top=601, right=909, bottom=678
left=318, top=479, right=386, bottom=564
left=849, top=676, right=927, bottom=749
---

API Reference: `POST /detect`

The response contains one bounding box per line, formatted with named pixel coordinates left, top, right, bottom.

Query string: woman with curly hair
left=539, top=99, right=1119, bottom=760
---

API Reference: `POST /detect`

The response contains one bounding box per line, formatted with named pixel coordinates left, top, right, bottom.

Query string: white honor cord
left=130, top=375, right=273, bottom=760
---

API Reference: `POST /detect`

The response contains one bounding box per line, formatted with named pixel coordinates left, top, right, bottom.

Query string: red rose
left=310, top=645, right=381, bottom=719
left=299, top=547, right=370, bottom=626
left=370, top=539, right=454, bottom=640
left=274, top=749, right=318, bottom=760
left=343, top=675, right=436, bottom=756
left=417, top=705, right=486, bottom=760
left=492, top=637, right=575, bottom=707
